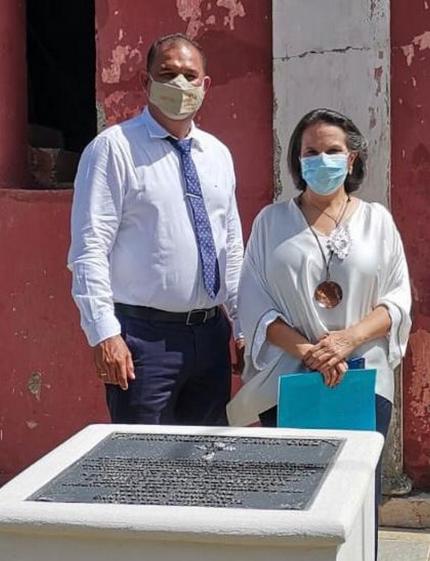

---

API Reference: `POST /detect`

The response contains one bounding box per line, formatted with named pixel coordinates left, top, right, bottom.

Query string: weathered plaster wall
left=391, top=1, right=430, bottom=488
left=0, top=190, right=108, bottom=485
left=273, top=0, right=390, bottom=204
left=95, top=0, right=273, bottom=239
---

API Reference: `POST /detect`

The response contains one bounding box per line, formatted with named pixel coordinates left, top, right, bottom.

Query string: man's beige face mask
left=149, top=74, right=206, bottom=120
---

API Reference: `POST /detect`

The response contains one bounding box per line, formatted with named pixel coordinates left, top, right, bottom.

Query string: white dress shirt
left=68, top=107, right=244, bottom=346
left=227, top=199, right=411, bottom=426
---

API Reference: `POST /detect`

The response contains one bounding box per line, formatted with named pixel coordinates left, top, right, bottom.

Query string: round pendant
left=314, top=281, right=343, bottom=309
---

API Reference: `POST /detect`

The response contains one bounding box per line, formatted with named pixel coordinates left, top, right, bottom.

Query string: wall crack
left=276, top=45, right=370, bottom=61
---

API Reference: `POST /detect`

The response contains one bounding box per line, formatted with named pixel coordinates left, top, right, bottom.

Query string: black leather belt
left=114, top=303, right=219, bottom=325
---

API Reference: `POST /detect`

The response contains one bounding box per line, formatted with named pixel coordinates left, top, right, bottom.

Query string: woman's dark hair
left=287, top=108, right=368, bottom=193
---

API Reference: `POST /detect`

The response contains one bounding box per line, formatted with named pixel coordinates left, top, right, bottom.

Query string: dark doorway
left=26, top=0, right=96, bottom=154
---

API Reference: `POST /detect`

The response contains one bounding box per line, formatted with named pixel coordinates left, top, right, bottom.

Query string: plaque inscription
left=29, top=433, right=342, bottom=510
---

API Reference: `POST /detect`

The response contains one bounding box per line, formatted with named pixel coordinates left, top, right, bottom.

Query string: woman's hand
left=319, top=360, right=348, bottom=387
left=300, top=340, right=349, bottom=387
left=304, top=329, right=358, bottom=372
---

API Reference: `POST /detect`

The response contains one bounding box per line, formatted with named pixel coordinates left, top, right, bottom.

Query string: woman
left=227, top=108, right=411, bottom=556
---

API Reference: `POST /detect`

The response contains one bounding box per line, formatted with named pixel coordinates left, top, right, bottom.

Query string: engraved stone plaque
left=28, top=433, right=342, bottom=510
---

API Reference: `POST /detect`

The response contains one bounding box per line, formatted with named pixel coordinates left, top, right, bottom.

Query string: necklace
left=303, top=195, right=352, bottom=260
left=304, top=198, right=347, bottom=225
left=297, top=195, right=351, bottom=309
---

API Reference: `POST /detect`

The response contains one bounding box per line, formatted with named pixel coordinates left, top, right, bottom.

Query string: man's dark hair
left=287, top=108, right=368, bottom=193
left=146, top=33, right=207, bottom=73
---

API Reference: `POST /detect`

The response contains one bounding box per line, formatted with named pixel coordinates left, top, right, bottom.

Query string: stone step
left=379, top=528, right=430, bottom=561
left=380, top=493, right=430, bottom=529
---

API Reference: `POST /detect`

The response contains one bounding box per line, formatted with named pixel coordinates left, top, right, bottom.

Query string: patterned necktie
left=169, top=137, right=220, bottom=299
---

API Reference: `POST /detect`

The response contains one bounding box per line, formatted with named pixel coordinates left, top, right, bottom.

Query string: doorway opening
left=26, top=0, right=96, bottom=187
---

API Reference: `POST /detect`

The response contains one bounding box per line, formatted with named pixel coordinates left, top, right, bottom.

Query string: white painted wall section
left=273, top=0, right=390, bottom=204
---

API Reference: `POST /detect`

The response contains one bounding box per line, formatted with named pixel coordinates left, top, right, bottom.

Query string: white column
left=272, top=0, right=390, bottom=204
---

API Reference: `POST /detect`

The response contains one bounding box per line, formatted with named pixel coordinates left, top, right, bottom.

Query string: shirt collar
left=141, top=106, right=205, bottom=151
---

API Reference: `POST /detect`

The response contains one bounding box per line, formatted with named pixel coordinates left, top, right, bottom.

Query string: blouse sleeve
left=238, top=209, right=293, bottom=371
left=376, top=207, right=412, bottom=368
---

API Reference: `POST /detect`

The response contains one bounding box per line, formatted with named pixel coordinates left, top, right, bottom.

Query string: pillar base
left=380, top=493, right=430, bottom=529
left=382, top=472, right=413, bottom=497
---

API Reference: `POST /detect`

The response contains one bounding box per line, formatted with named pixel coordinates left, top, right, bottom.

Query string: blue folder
left=277, top=368, right=376, bottom=431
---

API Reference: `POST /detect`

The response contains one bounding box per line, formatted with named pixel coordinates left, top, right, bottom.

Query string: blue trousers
left=106, top=309, right=232, bottom=425
left=259, top=394, right=392, bottom=560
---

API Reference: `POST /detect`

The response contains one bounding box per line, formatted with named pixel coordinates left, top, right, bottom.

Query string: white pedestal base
left=0, top=425, right=383, bottom=561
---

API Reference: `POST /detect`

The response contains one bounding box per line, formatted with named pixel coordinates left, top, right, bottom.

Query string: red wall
left=0, top=1, right=273, bottom=483
left=0, top=190, right=108, bottom=484
left=391, top=4, right=430, bottom=487
left=0, top=0, right=28, bottom=187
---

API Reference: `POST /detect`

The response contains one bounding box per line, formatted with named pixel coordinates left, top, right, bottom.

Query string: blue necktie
left=169, top=137, right=220, bottom=299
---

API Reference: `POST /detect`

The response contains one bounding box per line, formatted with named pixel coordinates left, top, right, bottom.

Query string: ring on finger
left=97, top=372, right=108, bottom=378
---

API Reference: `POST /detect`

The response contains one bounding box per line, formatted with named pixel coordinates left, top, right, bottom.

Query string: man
left=68, top=33, right=244, bottom=425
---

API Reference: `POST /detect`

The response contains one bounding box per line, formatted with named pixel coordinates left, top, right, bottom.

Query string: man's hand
left=94, top=335, right=135, bottom=390
left=303, top=330, right=357, bottom=373
left=232, top=338, right=245, bottom=375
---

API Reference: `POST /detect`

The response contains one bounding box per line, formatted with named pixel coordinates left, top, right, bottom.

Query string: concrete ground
left=379, top=528, right=430, bottom=560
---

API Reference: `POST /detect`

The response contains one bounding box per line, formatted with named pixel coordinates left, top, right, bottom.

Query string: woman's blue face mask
left=300, top=152, right=349, bottom=196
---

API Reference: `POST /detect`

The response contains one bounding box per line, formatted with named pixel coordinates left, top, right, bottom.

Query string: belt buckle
left=186, top=309, right=208, bottom=326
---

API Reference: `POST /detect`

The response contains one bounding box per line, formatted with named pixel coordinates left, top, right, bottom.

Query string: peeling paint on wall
left=374, top=66, right=383, bottom=95
left=96, top=101, right=107, bottom=132
left=369, top=106, right=377, bottom=129
left=27, top=372, right=42, bottom=401
left=272, top=95, right=282, bottom=200
left=369, top=0, right=386, bottom=21
left=104, top=90, right=129, bottom=117
left=273, top=128, right=282, bottom=200
left=103, top=90, right=143, bottom=126
left=176, top=0, right=245, bottom=38
left=401, top=44, right=415, bottom=66
left=101, top=44, right=142, bottom=84
left=401, top=31, right=430, bottom=66
left=217, top=0, right=246, bottom=30
left=409, top=330, right=430, bottom=421
left=406, top=329, right=430, bottom=481
left=176, top=0, right=204, bottom=38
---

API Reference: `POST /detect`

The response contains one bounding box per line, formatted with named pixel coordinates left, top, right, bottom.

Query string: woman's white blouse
left=227, top=199, right=412, bottom=426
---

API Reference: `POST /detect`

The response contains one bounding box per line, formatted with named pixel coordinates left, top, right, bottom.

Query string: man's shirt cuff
left=83, top=313, right=122, bottom=347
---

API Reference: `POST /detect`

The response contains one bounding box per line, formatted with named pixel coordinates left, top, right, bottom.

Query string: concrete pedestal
left=0, top=425, right=383, bottom=561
